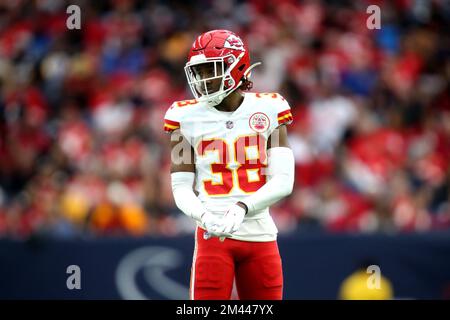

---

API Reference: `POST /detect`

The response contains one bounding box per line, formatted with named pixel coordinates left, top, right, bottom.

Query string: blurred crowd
left=0, top=0, right=449, bottom=239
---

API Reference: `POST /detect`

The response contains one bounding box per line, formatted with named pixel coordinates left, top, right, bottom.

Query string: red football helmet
left=184, top=29, right=260, bottom=106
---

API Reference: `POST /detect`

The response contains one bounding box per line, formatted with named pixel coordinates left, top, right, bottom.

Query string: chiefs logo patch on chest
left=249, top=112, right=270, bottom=133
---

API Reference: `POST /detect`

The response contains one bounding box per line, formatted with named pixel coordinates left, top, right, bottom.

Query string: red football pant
left=189, top=227, right=283, bottom=300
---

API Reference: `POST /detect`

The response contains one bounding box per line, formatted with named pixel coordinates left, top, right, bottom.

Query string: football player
left=165, top=30, right=295, bottom=300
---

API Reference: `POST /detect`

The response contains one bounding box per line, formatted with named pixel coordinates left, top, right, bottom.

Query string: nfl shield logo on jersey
left=226, top=120, right=234, bottom=129
left=249, top=112, right=270, bottom=133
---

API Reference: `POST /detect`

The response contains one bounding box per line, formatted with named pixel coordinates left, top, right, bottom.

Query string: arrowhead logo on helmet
left=224, top=35, right=245, bottom=51
left=184, top=30, right=260, bottom=107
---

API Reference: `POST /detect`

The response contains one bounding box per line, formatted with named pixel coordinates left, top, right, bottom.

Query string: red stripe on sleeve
left=277, top=109, right=291, bottom=118
left=164, top=119, right=180, bottom=126
left=278, top=114, right=293, bottom=125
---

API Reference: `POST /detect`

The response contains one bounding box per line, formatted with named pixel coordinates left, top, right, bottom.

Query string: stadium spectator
left=0, top=0, right=448, bottom=238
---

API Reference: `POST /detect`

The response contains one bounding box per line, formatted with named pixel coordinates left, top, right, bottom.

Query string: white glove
left=201, top=211, right=230, bottom=238
left=215, top=203, right=246, bottom=234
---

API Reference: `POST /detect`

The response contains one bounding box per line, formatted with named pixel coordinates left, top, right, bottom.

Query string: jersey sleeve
left=274, top=94, right=293, bottom=127
left=163, top=103, right=181, bottom=133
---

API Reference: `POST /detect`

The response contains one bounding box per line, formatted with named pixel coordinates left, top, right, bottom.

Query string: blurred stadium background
left=0, top=0, right=449, bottom=299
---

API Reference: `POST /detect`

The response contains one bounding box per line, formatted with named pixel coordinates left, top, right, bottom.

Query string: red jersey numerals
left=176, top=99, right=198, bottom=107
left=197, top=139, right=233, bottom=195
left=255, top=92, right=285, bottom=100
left=235, top=135, right=267, bottom=193
left=197, top=135, right=267, bottom=196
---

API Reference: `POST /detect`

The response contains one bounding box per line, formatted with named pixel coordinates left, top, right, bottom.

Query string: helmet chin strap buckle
left=202, top=92, right=227, bottom=107
left=210, top=94, right=227, bottom=107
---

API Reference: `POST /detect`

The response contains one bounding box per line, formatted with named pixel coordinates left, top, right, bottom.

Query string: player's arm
left=169, top=130, right=203, bottom=222
left=169, top=131, right=195, bottom=173
left=218, top=125, right=295, bottom=234
left=239, top=124, right=294, bottom=213
left=169, top=130, right=227, bottom=236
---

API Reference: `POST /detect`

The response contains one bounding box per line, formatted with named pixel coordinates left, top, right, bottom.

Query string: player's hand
left=201, top=211, right=230, bottom=238
left=216, top=203, right=246, bottom=234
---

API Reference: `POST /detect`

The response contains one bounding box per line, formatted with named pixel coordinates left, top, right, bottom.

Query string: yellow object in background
left=60, top=191, right=89, bottom=223
left=120, top=203, right=149, bottom=236
left=339, top=269, right=394, bottom=300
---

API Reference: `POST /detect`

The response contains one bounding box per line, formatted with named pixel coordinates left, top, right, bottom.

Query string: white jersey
left=164, top=92, right=293, bottom=241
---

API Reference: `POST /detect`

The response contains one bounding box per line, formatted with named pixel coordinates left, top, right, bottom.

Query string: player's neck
left=213, top=91, right=244, bottom=113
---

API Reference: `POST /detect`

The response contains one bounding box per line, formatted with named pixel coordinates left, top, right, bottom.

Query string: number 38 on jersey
left=196, top=134, right=267, bottom=196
